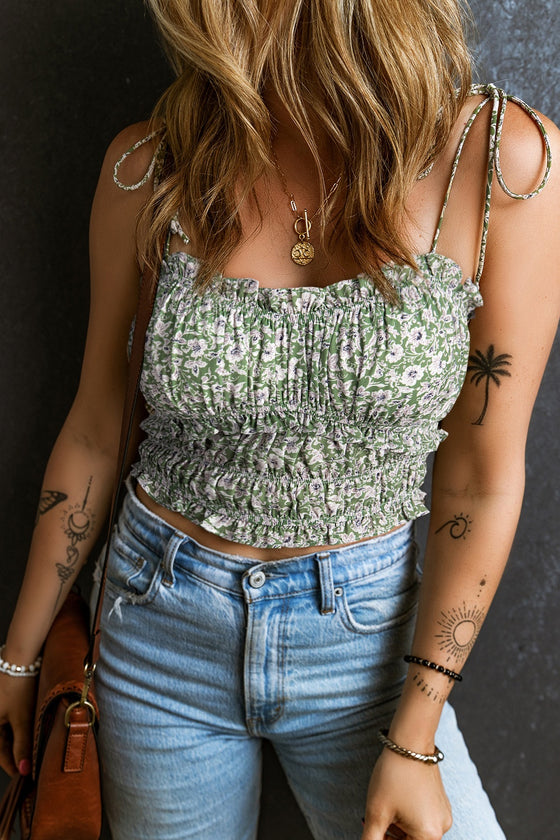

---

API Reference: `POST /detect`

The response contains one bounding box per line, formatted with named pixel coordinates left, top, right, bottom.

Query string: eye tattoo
left=53, top=477, right=95, bottom=612
left=35, top=490, right=68, bottom=525
left=435, top=512, right=472, bottom=540
left=435, top=602, right=486, bottom=664
left=467, top=345, right=512, bottom=426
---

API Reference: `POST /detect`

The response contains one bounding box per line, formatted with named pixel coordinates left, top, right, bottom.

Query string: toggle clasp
left=294, top=210, right=312, bottom=241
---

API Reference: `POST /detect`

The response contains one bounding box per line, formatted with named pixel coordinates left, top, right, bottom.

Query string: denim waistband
left=116, top=477, right=416, bottom=610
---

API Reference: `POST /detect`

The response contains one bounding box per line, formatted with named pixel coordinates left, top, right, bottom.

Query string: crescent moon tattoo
left=53, top=477, right=95, bottom=614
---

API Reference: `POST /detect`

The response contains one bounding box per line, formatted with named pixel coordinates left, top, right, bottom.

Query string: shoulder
left=101, top=120, right=162, bottom=194
left=90, top=121, right=164, bottom=257
left=487, top=98, right=560, bottom=237
left=454, top=87, right=559, bottom=271
left=449, top=88, right=558, bottom=193
left=492, top=99, right=559, bottom=208
left=476, top=98, right=560, bottom=325
left=89, top=121, right=161, bottom=269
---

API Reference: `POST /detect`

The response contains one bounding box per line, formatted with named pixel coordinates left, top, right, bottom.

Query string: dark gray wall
left=1, top=2, right=558, bottom=838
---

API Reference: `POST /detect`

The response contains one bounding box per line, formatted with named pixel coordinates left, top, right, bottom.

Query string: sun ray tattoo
left=34, top=490, right=68, bottom=526
left=467, top=345, right=512, bottom=426
left=53, top=477, right=95, bottom=613
left=435, top=512, right=472, bottom=540
left=435, top=602, right=486, bottom=664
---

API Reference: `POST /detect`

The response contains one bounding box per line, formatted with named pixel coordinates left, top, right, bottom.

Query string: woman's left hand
left=361, top=747, right=452, bottom=840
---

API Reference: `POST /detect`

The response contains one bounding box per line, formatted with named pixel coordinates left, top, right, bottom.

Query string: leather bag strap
left=86, top=251, right=163, bottom=668
left=0, top=774, right=28, bottom=839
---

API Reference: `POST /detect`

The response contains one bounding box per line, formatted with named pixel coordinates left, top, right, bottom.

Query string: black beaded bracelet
left=404, top=654, right=463, bottom=682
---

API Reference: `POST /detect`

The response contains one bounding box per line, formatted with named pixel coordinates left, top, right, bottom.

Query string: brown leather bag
left=0, top=592, right=102, bottom=840
left=0, top=252, right=162, bottom=840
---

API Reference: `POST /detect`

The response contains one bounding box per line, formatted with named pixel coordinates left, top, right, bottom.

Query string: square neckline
left=163, top=248, right=473, bottom=295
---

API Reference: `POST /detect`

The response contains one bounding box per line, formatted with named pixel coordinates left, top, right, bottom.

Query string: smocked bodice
left=131, top=251, right=482, bottom=545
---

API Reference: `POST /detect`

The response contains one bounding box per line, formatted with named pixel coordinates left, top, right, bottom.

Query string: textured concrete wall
left=0, top=2, right=558, bottom=838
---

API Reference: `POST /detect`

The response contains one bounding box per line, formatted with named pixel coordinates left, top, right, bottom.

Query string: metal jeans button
left=248, top=570, right=266, bottom=589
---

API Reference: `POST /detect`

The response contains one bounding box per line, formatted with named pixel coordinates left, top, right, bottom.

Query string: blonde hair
left=141, top=0, right=473, bottom=299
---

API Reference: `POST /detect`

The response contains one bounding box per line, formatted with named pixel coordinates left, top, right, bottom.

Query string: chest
left=140, top=252, right=479, bottom=433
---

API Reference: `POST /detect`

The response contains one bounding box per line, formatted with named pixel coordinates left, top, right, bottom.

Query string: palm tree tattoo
left=467, top=345, right=512, bottom=425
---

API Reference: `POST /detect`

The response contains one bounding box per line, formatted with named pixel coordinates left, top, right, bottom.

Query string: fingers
left=0, top=678, right=36, bottom=778
left=0, top=723, right=18, bottom=777
left=386, top=827, right=407, bottom=840
left=11, top=712, right=34, bottom=776
left=0, top=712, right=34, bottom=778
left=362, top=815, right=403, bottom=840
left=362, top=816, right=410, bottom=840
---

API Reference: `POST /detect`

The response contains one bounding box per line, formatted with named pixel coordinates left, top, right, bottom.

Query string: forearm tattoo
left=435, top=512, right=472, bottom=540
left=53, top=477, right=95, bottom=611
left=34, top=490, right=68, bottom=525
left=411, top=671, right=452, bottom=706
left=435, top=602, right=486, bottom=665
left=467, top=344, right=512, bottom=426
left=477, top=576, right=487, bottom=600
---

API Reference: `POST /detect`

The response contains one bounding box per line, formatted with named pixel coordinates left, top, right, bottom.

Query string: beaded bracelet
left=0, top=645, right=42, bottom=678
left=378, top=729, right=444, bottom=765
left=404, top=654, right=462, bottom=682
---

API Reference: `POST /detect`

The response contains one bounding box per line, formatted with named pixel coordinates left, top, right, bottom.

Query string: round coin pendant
left=291, top=240, right=315, bottom=266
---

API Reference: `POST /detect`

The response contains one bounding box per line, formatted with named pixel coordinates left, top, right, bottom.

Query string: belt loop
left=161, top=532, right=185, bottom=588
left=316, top=552, right=335, bottom=615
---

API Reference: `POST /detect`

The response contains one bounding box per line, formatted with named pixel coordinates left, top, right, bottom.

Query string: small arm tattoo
left=435, top=513, right=472, bottom=540
left=35, top=490, right=68, bottom=525
left=411, top=671, right=450, bottom=705
left=467, top=344, right=512, bottom=426
left=53, top=477, right=95, bottom=613
left=435, top=602, right=486, bottom=665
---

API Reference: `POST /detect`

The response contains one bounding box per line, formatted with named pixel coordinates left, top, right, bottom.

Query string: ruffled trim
left=134, top=469, right=430, bottom=548
left=161, top=249, right=481, bottom=315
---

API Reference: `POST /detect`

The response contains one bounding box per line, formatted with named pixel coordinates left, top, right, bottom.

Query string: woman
left=1, top=1, right=559, bottom=838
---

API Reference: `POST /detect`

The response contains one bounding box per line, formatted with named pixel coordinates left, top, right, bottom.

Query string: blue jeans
left=92, top=480, right=506, bottom=840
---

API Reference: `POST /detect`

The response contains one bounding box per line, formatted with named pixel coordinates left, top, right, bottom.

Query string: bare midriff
left=135, top=482, right=399, bottom=562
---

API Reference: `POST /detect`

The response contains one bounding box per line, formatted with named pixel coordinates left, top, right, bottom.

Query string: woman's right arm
left=0, top=123, right=154, bottom=777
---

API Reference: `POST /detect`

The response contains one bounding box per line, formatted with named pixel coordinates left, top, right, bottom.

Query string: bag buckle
left=64, top=663, right=97, bottom=728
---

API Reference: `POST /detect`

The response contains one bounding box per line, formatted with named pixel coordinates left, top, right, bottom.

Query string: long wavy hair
left=140, top=0, right=473, bottom=299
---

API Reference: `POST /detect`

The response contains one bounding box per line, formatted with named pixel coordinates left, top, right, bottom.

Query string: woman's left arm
left=364, top=110, right=560, bottom=840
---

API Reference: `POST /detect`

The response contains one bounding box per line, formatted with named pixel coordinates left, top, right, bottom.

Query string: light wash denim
left=91, top=479, right=506, bottom=840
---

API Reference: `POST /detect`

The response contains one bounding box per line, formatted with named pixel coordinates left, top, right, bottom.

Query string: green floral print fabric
left=131, top=252, right=481, bottom=546
left=116, top=85, right=551, bottom=548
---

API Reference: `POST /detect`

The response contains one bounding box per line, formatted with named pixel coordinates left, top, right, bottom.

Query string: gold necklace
left=272, top=155, right=342, bottom=266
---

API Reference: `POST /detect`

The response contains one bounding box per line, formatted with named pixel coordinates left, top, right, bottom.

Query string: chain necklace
left=272, top=155, right=342, bottom=266
left=272, top=157, right=432, bottom=266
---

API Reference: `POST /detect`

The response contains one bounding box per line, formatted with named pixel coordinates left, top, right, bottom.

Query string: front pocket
left=104, top=531, right=162, bottom=605
left=335, top=545, right=420, bottom=635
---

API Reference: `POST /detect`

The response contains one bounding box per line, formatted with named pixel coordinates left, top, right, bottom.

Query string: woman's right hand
left=0, top=673, right=37, bottom=777
left=362, top=746, right=452, bottom=840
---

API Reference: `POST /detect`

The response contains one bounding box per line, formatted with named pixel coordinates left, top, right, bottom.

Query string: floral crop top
left=114, top=85, right=552, bottom=547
